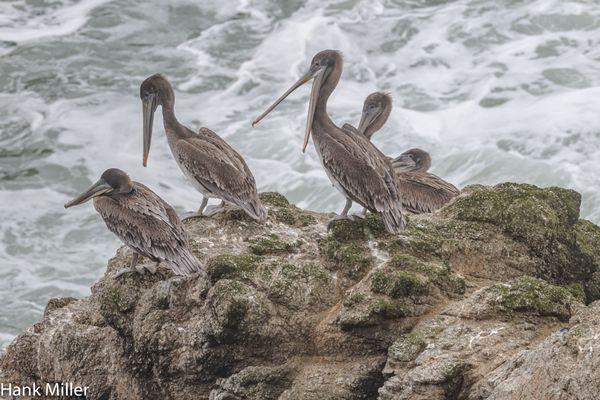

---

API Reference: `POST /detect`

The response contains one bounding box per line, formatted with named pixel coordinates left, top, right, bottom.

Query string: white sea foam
left=0, top=0, right=112, bottom=43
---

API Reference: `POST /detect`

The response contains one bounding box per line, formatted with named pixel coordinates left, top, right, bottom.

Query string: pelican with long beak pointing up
left=252, top=50, right=406, bottom=233
left=140, top=74, right=267, bottom=221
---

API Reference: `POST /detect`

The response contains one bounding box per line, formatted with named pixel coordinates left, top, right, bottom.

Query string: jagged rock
left=0, top=185, right=599, bottom=400
left=473, top=301, right=600, bottom=400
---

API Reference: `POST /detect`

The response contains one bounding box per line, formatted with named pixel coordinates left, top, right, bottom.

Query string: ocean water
left=1, top=0, right=599, bottom=348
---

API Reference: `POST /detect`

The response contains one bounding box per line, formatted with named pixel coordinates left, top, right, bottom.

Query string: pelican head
left=140, top=74, right=175, bottom=167
left=358, top=92, right=392, bottom=139
left=392, top=148, right=432, bottom=172
left=64, top=168, right=134, bottom=208
left=252, top=49, right=342, bottom=153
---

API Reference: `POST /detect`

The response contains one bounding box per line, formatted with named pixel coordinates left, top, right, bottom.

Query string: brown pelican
left=140, top=74, right=267, bottom=221
left=252, top=50, right=406, bottom=233
left=64, top=168, right=203, bottom=277
left=345, top=92, right=459, bottom=214
left=342, top=92, right=392, bottom=139
left=392, top=148, right=431, bottom=172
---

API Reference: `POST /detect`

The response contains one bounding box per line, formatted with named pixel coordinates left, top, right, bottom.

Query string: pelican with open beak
left=252, top=50, right=406, bottom=233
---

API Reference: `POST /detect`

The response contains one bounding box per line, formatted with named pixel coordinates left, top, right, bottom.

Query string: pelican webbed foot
left=182, top=197, right=210, bottom=220
left=181, top=212, right=205, bottom=221
left=327, top=214, right=356, bottom=232
left=327, top=198, right=355, bottom=231
left=114, top=261, right=160, bottom=278
left=204, top=200, right=237, bottom=217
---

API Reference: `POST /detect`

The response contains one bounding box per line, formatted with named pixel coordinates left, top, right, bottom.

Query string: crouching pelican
left=346, top=92, right=460, bottom=214
left=64, top=168, right=203, bottom=277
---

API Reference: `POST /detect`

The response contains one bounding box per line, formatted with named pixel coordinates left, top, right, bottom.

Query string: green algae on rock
left=388, top=333, right=426, bottom=363
left=248, top=234, right=300, bottom=255
left=486, top=276, right=582, bottom=321
left=320, top=237, right=374, bottom=280
left=371, top=270, right=430, bottom=298
left=3, top=187, right=600, bottom=400
left=206, top=254, right=263, bottom=283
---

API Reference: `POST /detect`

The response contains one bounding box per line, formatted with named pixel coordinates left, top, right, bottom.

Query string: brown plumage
left=140, top=74, right=267, bottom=221
left=64, top=168, right=203, bottom=276
left=346, top=92, right=459, bottom=214
left=252, top=51, right=406, bottom=233
left=391, top=148, right=432, bottom=172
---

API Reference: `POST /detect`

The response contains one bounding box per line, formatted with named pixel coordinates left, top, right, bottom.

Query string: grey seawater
left=1, top=0, right=599, bottom=347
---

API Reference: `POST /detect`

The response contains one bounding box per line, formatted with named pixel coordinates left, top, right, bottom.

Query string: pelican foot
left=203, top=204, right=225, bottom=217
left=352, top=207, right=368, bottom=219
left=113, top=267, right=135, bottom=278
left=142, top=263, right=158, bottom=274
left=114, top=263, right=159, bottom=278
left=181, top=211, right=205, bottom=221
left=327, top=214, right=355, bottom=231
left=204, top=203, right=237, bottom=217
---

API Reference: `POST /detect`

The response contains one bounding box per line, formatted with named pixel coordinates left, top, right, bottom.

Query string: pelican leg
left=340, top=198, right=354, bottom=217
left=204, top=200, right=229, bottom=217
left=141, top=261, right=160, bottom=275
left=353, top=207, right=368, bottom=219
left=327, top=199, right=355, bottom=231
left=130, top=252, right=140, bottom=269
left=114, top=257, right=158, bottom=278
left=114, top=268, right=135, bottom=278
left=182, top=197, right=209, bottom=220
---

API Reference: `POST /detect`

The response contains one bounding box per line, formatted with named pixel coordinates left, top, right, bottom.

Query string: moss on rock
left=258, top=192, right=317, bottom=227
left=382, top=220, right=447, bottom=261
left=574, top=219, right=600, bottom=263
left=337, top=293, right=414, bottom=329
left=448, top=183, right=580, bottom=255
left=371, top=270, right=429, bottom=298
left=329, top=214, right=388, bottom=242
left=248, top=234, right=299, bottom=256
left=205, top=279, right=272, bottom=341
left=487, top=276, right=581, bottom=321
left=388, top=256, right=465, bottom=296
left=206, top=254, right=263, bottom=283
left=388, top=333, right=426, bottom=363
left=259, top=192, right=290, bottom=208
left=320, top=237, right=373, bottom=280
left=256, top=262, right=333, bottom=309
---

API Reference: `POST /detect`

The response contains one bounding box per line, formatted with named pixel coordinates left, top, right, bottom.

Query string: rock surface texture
left=2, top=183, right=600, bottom=400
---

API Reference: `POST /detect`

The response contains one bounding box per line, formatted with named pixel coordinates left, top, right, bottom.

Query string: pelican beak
left=142, top=93, right=159, bottom=167
left=357, top=108, right=381, bottom=136
left=391, top=154, right=416, bottom=171
left=64, top=179, right=113, bottom=208
left=252, top=66, right=325, bottom=153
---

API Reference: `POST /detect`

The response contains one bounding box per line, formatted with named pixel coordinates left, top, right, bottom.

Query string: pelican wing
left=175, top=131, right=266, bottom=220
left=117, top=183, right=185, bottom=237
left=396, top=172, right=460, bottom=213
left=93, top=187, right=201, bottom=276
left=341, top=123, right=361, bottom=136
left=320, top=133, right=401, bottom=212
left=197, top=128, right=254, bottom=177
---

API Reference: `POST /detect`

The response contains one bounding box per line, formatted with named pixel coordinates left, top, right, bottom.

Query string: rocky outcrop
left=1, top=183, right=600, bottom=399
